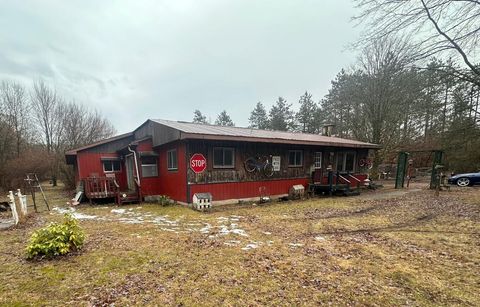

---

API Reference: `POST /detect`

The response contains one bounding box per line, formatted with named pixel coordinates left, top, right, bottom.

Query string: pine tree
left=215, top=110, right=235, bottom=126
left=268, top=97, right=295, bottom=131
left=248, top=102, right=269, bottom=129
left=193, top=109, right=208, bottom=124
left=296, top=91, right=318, bottom=133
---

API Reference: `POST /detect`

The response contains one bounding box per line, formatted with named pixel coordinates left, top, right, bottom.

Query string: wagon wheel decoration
left=358, top=158, right=373, bottom=170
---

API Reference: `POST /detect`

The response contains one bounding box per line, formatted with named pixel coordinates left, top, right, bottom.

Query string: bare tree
left=0, top=81, right=30, bottom=157
left=31, top=80, right=64, bottom=153
left=353, top=0, right=480, bottom=85
left=62, top=101, right=115, bottom=149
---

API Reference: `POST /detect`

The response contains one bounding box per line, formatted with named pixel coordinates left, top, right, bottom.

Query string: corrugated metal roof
left=151, top=119, right=379, bottom=148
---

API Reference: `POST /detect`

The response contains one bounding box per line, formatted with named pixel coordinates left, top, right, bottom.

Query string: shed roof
left=65, top=132, right=134, bottom=156
left=151, top=119, right=380, bottom=149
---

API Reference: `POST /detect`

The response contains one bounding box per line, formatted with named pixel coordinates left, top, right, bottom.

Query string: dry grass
left=0, top=183, right=479, bottom=306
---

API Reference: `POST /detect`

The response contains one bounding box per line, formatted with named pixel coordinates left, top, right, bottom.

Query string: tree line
left=192, top=0, right=480, bottom=173
left=0, top=79, right=115, bottom=189
left=192, top=92, right=324, bottom=133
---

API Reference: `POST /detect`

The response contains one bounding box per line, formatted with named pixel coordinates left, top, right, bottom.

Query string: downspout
left=128, top=145, right=141, bottom=188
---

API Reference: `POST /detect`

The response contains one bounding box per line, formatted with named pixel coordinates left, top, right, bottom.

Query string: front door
left=125, top=154, right=135, bottom=191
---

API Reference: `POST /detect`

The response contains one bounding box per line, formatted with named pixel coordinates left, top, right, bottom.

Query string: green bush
left=158, top=195, right=172, bottom=206
left=26, top=214, right=85, bottom=259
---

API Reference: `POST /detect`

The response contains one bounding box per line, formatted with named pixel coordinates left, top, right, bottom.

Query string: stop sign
left=190, top=153, right=207, bottom=173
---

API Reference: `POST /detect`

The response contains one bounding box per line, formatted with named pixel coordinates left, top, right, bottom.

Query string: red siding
left=77, top=152, right=127, bottom=189
left=189, top=178, right=309, bottom=202
left=140, top=141, right=187, bottom=203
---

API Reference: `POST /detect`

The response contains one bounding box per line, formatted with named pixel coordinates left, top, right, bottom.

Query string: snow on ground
left=52, top=207, right=99, bottom=220
left=51, top=206, right=298, bottom=250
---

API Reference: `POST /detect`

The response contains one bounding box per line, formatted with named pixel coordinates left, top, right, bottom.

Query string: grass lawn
left=0, top=184, right=479, bottom=306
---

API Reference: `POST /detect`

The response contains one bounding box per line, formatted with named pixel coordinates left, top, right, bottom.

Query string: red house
left=65, top=119, right=379, bottom=205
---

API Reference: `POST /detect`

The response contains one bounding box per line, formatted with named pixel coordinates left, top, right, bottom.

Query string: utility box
left=192, top=193, right=212, bottom=211
left=289, top=185, right=305, bottom=200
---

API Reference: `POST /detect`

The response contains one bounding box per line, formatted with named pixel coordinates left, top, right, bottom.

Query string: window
left=167, top=149, right=178, bottom=170
left=336, top=152, right=356, bottom=172
left=314, top=152, right=322, bottom=169
left=288, top=150, right=303, bottom=167
left=213, top=147, right=235, bottom=168
left=141, top=156, right=158, bottom=177
left=103, top=160, right=121, bottom=172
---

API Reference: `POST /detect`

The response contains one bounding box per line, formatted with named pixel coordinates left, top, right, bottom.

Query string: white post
left=8, top=191, right=19, bottom=225
left=17, top=189, right=27, bottom=216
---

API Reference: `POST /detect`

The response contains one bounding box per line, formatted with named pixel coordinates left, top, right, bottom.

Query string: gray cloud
left=0, top=0, right=361, bottom=132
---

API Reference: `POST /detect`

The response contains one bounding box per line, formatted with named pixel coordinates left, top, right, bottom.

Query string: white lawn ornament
left=8, top=191, right=19, bottom=225
left=17, top=189, right=27, bottom=216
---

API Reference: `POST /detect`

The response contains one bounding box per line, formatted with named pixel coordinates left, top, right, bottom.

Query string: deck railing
left=84, top=177, right=119, bottom=200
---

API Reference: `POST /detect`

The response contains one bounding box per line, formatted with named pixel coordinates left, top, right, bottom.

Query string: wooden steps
left=118, top=191, right=140, bottom=204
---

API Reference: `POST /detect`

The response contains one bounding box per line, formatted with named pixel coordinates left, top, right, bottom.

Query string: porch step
left=118, top=192, right=140, bottom=204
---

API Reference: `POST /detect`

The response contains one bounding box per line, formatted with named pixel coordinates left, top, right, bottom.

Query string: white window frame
left=103, top=160, right=121, bottom=173
left=288, top=150, right=303, bottom=167
left=314, top=152, right=322, bottom=169
left=213, top=147, right=235, bottom=169
left=336, top=151, right=356, bottom=172
left=141, top=156, right=158, bottom=178
left=167, top=149, right=178, bottom=171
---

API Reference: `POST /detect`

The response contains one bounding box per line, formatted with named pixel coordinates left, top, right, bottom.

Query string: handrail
left=338, top=174, right=351, bottom=184
left=348, top=174, right=361, bottom=182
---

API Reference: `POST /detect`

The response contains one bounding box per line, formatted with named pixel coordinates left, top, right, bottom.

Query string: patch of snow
left=111, top=209, right=126, bottom=214
left=230, top=228, right=248, bottom=237
left=199, top=223, right=212, bottom=234
left=52, top=207, right=74, bottom=214
left=315, top=236, right=326, bottom=241
left=241, top=243, right=259, bottom=251
left=52, top=207, right=98, bottom=220
left=289, top=243, right=304, bottom=248
left=263, top=231, right=272, bottom=235
left=72, top=213, right=98, bottom=220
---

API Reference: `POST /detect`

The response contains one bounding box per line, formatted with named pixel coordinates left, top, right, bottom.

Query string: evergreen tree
left=268, top=97, right=295, bottom=131
left=215, top=110, right=235, bottom=126
left=248, top=102, right=269, bottom=129
left=193, top=109, right=208, bottom=124
left=295, top=91, right=318, bottom=133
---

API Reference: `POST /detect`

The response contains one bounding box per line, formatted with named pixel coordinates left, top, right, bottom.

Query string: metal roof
left=151, top=119, right=380, bottom=149
left=65, top=132, right=134, bottom=155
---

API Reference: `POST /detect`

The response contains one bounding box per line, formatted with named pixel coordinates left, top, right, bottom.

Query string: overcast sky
left=0, top=0, right=362, bottom=133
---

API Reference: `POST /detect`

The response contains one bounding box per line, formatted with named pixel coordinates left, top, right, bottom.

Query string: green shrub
left=158, top=195, right=171, bottom=206
left=26, top=214, right=85, bottom=259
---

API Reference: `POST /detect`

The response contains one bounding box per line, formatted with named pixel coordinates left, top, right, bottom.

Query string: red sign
left=190, top=153, right=207, bottom=173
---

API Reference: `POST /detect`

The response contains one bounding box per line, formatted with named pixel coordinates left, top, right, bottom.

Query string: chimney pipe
left=322, top=124, right=335, bottom=137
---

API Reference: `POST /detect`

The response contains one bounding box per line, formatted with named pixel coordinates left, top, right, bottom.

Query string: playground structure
left=394, top=150, right=445, bottom=190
